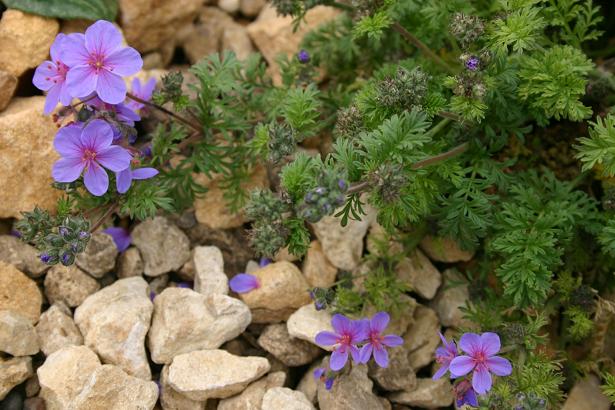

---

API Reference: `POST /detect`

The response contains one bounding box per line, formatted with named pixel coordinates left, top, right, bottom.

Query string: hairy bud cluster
left=245, top=189, right=290, bottom=257
left=371, top=163, right=407, bottom=203
left=376, top=67, right=429, bottom=112
left=310, top=287, right=336, bottom=310
left=298, top=172, right=348, bottom=223
left=153, top=71, right=184, bottom=106
left=452, top=72, right=487, bottom=100
left=271, top=0, right=325, bottom=17
left=335, top=105, right=364, bottom=138
left=449, top=13, right=484, bottom=49
left=351, top=0, right=385, bottom=17
left=514, top=392, right=547, bottom=410
left=267, top=122, right=297, bottom=163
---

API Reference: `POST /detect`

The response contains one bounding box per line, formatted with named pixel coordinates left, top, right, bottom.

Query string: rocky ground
left=0, top=0, right=610, bottom=409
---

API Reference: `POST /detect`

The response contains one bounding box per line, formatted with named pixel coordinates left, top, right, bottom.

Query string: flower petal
left=103, top=227, right=131, bottom=252
left=359, top=343, right=373, bottom=364
left=84, top=20, right=122, bottom=57
left=33, top=61, right=57, bottom=91
left=96, top=70, right=127, bottom=104
left=83, top=162, right=109, bottom=196
left=131, top=167, right=159, bottom=180
left=472, top=366, right=492, bottom=395
left=349, top=345, right=362, bottom=364
left=315, top=331, right=339, bottom=346
left=229, top=273, right=259, bottom=293
left=373, top=346, right=389, bottom=368
left=105, top=46, right=142, bottom=76
left=432, top=364, right=449, bottom=380
left=352, top=319, right=369, bottom=342
left=59, top=82, right=73, bottom=107
left=480, top=332, right=501, bottom=357
left=60, top=33, right=89, bottom=67
left=382, top=334, right=403, bottom=347
left=96, top=146, right=132, bottom=172
left=66, top=65, right=97, bottom=99
left=459, top=332, right=482, bottom=356
left=486, top=356, right=512, bottom=376
left=313, top=367, right=325, bottom=380
left=52, top=157, right=84, bottom=182
left=54, top=124, right=83, bottom=157
left=44, top=84, right=63, bottom=115
left=81, top=119, right=114, bottom=151
left=370, top=311, right=390, bottom=333
left=329, top=349, right=348, bottom=371
left=464, top=388, right=479, bottom=406
left=449, top=355, right=475, bottom=377
left=49, top=33, right=66, bottom=63
left=331, top=314, right=351, bottom=335
left=116, top=168, right=132, bottom=194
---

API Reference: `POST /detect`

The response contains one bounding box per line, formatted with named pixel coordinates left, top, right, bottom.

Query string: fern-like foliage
left=575, top=114, right=615, bottom=176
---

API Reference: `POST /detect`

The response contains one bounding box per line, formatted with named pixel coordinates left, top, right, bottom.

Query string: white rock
left=219, top=0, right=240, bottom=14
left=258, top=323, right=322, bottom=367
left=431, top=269, right=471, bottom=328
left=404, top=305, right=440, bottom=370
left=75, top=277, right=153, bottom=380
left=240, top=0, right=267, bottom=17
left=35, top=304, right=83, bottom=356
left=193, top=246, right=228, bottom=296
left=262, top=387, right=315, bottom=410
left=388, top=378, right=453, bottom=408
left=0, top=310, right=39, bottom=356
left=75, top=232, right=118, bottom=278
left=160, top=365, right=205, bottom=410
left=44, top=264, right=100, bottom=308
left=317, top=360, right=386, bottom=410
left=562, top=375, right=611, bottom=410
left=168, top=350, right=270, bottom=401
left=395, top=249, right=442, bottom=299
left=302, top=241, right=337, bottom=288
left=0, top=356, right=32, bottom=400
left=222, top=23, right=255, bottom=61
left=148, top=288, right=251, bottom=364
left=218, top=372, right=286, bottom=410
left=296, top=362, right=321, bottom=404
left=287, top=304, right=333, bottom=351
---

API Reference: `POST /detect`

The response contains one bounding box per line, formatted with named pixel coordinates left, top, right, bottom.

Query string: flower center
left=82, top=149, right=97, bottom=162
left=369, top=331, right=384, bottom=347
left=474, top=351, right=487, bottom=365
left=338, top=334, right=351, bottom=346
left=89, top=55, right=105, bottom=72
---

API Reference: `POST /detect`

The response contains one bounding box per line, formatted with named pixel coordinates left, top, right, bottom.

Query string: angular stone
left=35, top=304, right=83, bottom=356
left=317, top=360, right=386, bottom=410
left=240, top=0, right=267, bottom=17
left=431, top=269, right=471, bottom=328
left=218, top=372, right=286, bottom=410
left=0, top=10, right=59, bottom=76
left=148, top=288, right=251, bottom=364
left=72, top=365, right=158, bottom=410
left=368, top=346, right=416, bottom=392
left=296, top=363, right=320, bottom=404
left=117, top=247, right=144, bottom=278
left=262, top=387, right=315, bottom=410
left=181, top=7, right=232, bottom=65
left=419, top=235, right=473, bottom=263
left=0, top=235, right=47, bottom=278
left=258, top=323, right=322, bottom=367
left=0, top=70, right=17, bottom=112
left=75, top=277, right=153, bottom=380
left=132, top=216, right=191, bottom=277
left=168, top=350, right=270, bottom=401
left=287, top=304, right=333, bottom=350
left=0, top=310, right=39, bottom=355
left=0, top=97, right=61, bottom=218
left=0, top=261, right=42, bottom=324
left=366, top=221, right=403, bottom=257
left=219, top=0, right=240, bottom=13
left=44, top=264, right=100, bottom=308
left=38, top=345, right=102, bottom=410
left=160, top=365, right=205, bottom=410
left=239, top=261, right=311, bottom=323
left=388, top=378, right=453, bottom=408
left=302, top=241, right=337, bottom=288
left=75, top=232, right=118, bottom=278
left=193, top=246, right=228, bottom=296
left=222, top=23, right=255, bottom=61
left=562, top=375, right=611, bottom=410
left=395, top=250, right=441, bottom=299
left=404, top=305, right=440, bottom=370
left=0, top=356, right=32, bottom=400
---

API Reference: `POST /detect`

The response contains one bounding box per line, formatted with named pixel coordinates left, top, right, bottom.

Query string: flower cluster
left=298, top=172, right=349, bottom=223
left=34, top=20, right=158, bottom=197
left=433, top=332, right=512, bottom=408
left=39, top=218, right=91, bottom=266
left=313, top=312, right=403, bottom=390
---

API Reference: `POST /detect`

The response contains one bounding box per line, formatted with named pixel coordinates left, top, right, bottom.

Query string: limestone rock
left=219, top=0, right=240, bottom=13
left=117, top=247, right=144, bottom=278
left=218, top=372, right=286, bottom=410
left=0, top=10, right=59, bottom=76
left=239, top=262, right=311, bottom=323
left=404, top=305, right=440, bottom=370
left=368, top=346, right=416, bottom=392
left=37, top=345, right=102, bottom=410
left=160, top=365, right=205, bottom=410
left=562, top=375, right=611, bottom=410
left=0, top=70, right=17, bottom=111
left=75, top=232, right=118, bottom=278
left=119, top=0, right=202, bottom=52
left=262, top=387, right=315, bottom=410
left=287, top=304, right=334, bottom=350
left=72, top=365, right=158, bottom=410
left=0, top=310, right=39, bottom=356
left=247, top=5, right=339, bottom=84
left=395, top=250, right=441, bottom=299
left=0, top=356, right=32, bottom=400
left=388, top=378, right=453, bottom=408
left=240, top=0, right=267, bottom=17
left=311, top=208, right=373, bottom=271
left=181, top=7, right=233, bottom=64
left=44, top=265, right=100, bottom=308
left=0, top=261, right=42, bottom=324
left=35, top=304, right=83, bottom=356
left=0, top=97, right=60, bottom=218
left=258, top=323, right=322, bottom=367
left=302, top=241, right=337, bottom=288
left=193, top=246, right=228, bottom=296
left=366, top=221, right=404, bottom=257
left=167, top=349, right=270, bottom=401
left=431, top=269, right=471, bottom=328
left=317, top=360, right=386, bottom=410
left=148, top=288, right=251, bottom=364
left=132, top=216, right=191, bottom=277
left=0, top=235, right=47, bottom=278
left=74, top=277, right=153, bottom=380
left=222, top=23, right=255, bottom=61
left=296, top=363, right=320, bottom=404
left=419, top=235, right=473, bottom=263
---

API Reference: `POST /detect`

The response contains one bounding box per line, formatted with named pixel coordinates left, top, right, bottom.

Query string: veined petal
left=131, top=167, right=158, bottom=180
left=373, top=346, right=389, bottom=368
left=370, top=312, right=390, bottom=333
left=359, top=343, right=373, bottom=364
left=464, top=388, right=479, bottom=406
left=472, top=366, right=492, bottom=395
left=84, top=20, right=122, bottom=57
left=59, top=82, right=73, bottom=107
left=66, top=65, right=97, bottom=99
left=49, top=33, right=66, bottom=62
left=60, top=33, right=89, bottom=67
left=449, top=355, right=475, bottom=377
left=105, top=47, right=143, bottom=76
left=115, top=168, right=133, bottom=194
left=229, top=274, right=260, bottom=293
left=96, top=146, right=132, bottom=172
left=83, top=162, right=109, bottom=196
left=81, top=119, right=114, bottom=151
left=331, top=314, right=351, bottom=335
left=96, top=70, right=127, bottom=104
left=432, top=364, right=449, bottom=380
left=352, top=318, right=369, bottom=342
left=52, top=157, right=84, bottom=182
left=54, top=125, right=83, bottom=157
left=102, top=226, right=131, bottom=252
left=313, top=367, right=325, bottom=380
left=43, top=85, right=62, bottom=115
left=459, top=333, right=481, bottom=356
left=486, top=356, right=512, bottom=376
left=480, top=332, right=501, bottom=357
left=382, top=334, right=403, bottom=347
left=33, top=61, right=57, bottom=91
left=349, top=344, right=362, bottom=364
left=329, top=349, right=348, bottom=371
left=315, top=331, right=339, bottom=346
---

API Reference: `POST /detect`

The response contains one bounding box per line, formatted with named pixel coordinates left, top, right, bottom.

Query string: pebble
left=262, top=387, right=315, bottom=410
left=218, top=372, right=286, bottom=410
left=302, top=241, right=337, bottom=288
left=35, top=303, right=83, bottom=356
left=193, top=246, right=228, bottom=296
left=222, top=23, right=255, bottom=61
left=74, top=277, right=153, bottom=380
left=0, top=235, right=48, bottom=278
left=404, top=305, right=440, bottom=370
left=219, top=0, right=240, bottom=13
left=148, top=288, right=251, bottom=364
left=240, top=0, right=267, bottom=17
left=117, top=247, right=144, bottom=278
left=368, top=345, right=417, bottom=392
left=562, top=375, right=611, bottom=410
left=132, top=216, right=191, bottom=277
left=431, top=269, right=471, bottom=328
left=0, top=310, right=39, bottom=356
left=388, top=378, right=453, bottom=408
left=160, top=365, right=205, bottom=410
left=75, top=232, right=118, bottom=278
left=258, top=323, right=322, bottom=367
left=181, top=7, right=232, bottom=65
left=44, top=264, right=100, bottom=308
left=419, top=235, right=473, bottom=263
left=0, top=261, right=42, bottom=324
left=287, top=304, right=334, bottom=350
left=296, top=362, right=320, bottom=404
left=167, top=349, right=270, bottom=401
left=0, top=70, right=17, bottom=112
left=395, top=249, right=442, bottom=299
left=0, top=356, right=32, bottom=400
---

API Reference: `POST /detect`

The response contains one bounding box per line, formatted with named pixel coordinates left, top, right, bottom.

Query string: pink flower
left=433, top=332, right=459, bottom=380
left=315, top=314, right=368, bottom=371
left=358, top=312, right=403, bottom=368
left=33, top=34, right=72, bottom=114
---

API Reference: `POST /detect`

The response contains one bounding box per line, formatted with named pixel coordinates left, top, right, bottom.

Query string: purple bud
left=79, top=231, right=90, bottom=240
left=71, top=242, right=79, bottom=253
left=337, top=179, right=347, bottom=191
left=149, top=291, right=156, bottom=301
left=61, top=252, right=72, bottom=265
left=465, top=56, right=480, bottom=71
left=297, top=49, right=310, bottom=64
left=141, top=145, right=152, bottom=158
left=321, top=203, right=332, bottom=214
left=313, top=367, right=326, bottom=380
left=259, top=257, right=271, bottom=267
left=325, top=377, right=334, bottom=390
left=229, top=273, right=260, bottom=294
left=305, top=192, right=317, bottom=204
left=315, top=300, right=326, bottom=311
left=314, top=187, right=327, bottom=196
left=40, top=253, right=51, bottom=263
left=59, top=226, right=70, bottom=237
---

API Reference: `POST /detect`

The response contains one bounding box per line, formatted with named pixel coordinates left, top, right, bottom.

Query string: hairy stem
left=126, top=92, right=202, bottom=132
left=89, top=203, right=118, bottom=233
left=392, top=22, right=454, bottom=74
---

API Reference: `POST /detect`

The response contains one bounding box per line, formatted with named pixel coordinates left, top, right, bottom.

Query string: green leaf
left=2, top=0, right=118, bottom=21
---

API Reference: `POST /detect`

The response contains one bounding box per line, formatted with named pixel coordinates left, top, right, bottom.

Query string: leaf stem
left=392, top=22, right=454, bottom=74
left=126, top=92, right=202, bottom=133
left=89, top=202, right=118, bottom=233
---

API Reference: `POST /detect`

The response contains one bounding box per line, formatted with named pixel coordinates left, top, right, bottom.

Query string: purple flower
left=33, top=34, right=72, bottom=115
left=358, top=312, right=403, bottom=368
left=315, top=314, right=368, bottom=371
left=87, top=95, right=141, bottom=127
left=454, top=380, right=479, bottom=407
left=40, top=253, right=52, bottom=263
left=103, top=227, right=131, bottom=252
left=126, top=77, right=156, bottom=114
left=297, top=49, right=310, bottom=64
left=51, top=120, right=132, bottom=196
left=433, top=332, right=458, bottom=380
left=229, top=273, right=260, bottom=293
left=62, top=20, right=142, bottom=104
left=449, top=332, right=512, bottom=395
left=116, top=165, right=158, bottom=194
left=465, top=56, right=480, bottom=71
left=258, top=257, right=271, bottom=267
left=313, top=367, right=334, bottom=390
